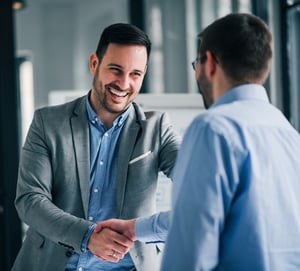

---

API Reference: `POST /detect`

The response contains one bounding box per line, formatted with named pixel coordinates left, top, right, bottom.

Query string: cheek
left=97, top=73, right=115, bottom=88
left=195, top=69, right=200, bottom=81
left=135, top=80, right=143, bottom=90
left=132, top=77, right=144, bottom=91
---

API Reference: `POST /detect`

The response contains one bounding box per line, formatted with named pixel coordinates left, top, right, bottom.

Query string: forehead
left=103, top=43, right=147, bottom=66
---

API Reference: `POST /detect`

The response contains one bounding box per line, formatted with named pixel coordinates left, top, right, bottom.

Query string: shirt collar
left=211, top=84, right=270, bottom=109
left=85, top=91, right=132, bottom=129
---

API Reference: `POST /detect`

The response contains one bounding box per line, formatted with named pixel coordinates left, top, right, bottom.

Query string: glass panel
left=144, top=0, right=252, bottom=94
left=18, top=57, right=34, bottom=143
left=286, top=0, right=300, bottom=5
left=287, top=4, right=300, bottom=130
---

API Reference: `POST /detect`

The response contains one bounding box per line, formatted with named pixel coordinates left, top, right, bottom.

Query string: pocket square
left=129, top=151, right=152, bottom=165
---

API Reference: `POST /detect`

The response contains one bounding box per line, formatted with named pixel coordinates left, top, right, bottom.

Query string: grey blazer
left=12, top=95, right=180, bottom=271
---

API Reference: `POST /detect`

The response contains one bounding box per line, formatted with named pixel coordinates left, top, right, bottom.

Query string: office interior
left=0, top=0, right=299, bottom=269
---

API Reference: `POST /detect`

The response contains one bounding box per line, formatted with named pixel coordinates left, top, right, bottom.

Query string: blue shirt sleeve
left=81, top=224, right=96, bottom=252
left=135, top=211, right=171, bottom=243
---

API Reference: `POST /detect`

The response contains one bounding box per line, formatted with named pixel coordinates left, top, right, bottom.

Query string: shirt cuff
left=135, top=211, right=171, bottom=243
left=81, top=223, right=96, bottom=253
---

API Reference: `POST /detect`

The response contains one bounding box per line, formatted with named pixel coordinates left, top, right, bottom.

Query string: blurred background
left=1, top=0, right=300, bottom=269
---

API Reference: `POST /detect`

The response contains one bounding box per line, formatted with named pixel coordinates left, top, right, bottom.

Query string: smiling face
left=89, top=43, right=147, bottom=124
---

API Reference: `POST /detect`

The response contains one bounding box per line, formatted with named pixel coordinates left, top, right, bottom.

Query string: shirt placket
left=88, top=131, right=110, bottom=222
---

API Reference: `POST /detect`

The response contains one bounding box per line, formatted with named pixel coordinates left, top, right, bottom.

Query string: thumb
left=94, top=220, right=112, bottom=233
left=94, top=222, right=103, bottom=233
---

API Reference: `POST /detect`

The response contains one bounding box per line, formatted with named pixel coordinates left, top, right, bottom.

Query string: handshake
left=87, top=218, right=136, bottom=263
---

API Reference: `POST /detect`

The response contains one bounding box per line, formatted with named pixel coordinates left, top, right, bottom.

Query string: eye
left=110, top=67, right=122, bottom=74
left=133, top=71, right=142, bottom=77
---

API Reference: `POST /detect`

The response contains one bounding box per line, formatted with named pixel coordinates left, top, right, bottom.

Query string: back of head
left=198, top=13, right=273, bottom=84
left=96, top=23, right=151, bottom=63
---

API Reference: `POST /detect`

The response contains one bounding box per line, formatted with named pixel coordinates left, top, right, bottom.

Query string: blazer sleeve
left=15, top=108, right=91, bottom=253
left=158, top=112, right=181, bottom=178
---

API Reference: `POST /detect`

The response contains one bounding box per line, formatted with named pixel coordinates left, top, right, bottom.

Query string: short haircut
left=95, top=23, right=151, bottom=63
left=198, top=13, right=273, bottom=83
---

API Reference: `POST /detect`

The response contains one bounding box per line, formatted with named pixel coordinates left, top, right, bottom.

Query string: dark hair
left=95, top=23, right=151, bottom=63
left=198, top=13, right=272, bottom=83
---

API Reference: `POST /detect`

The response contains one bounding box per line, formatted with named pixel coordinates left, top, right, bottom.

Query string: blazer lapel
left=71, top=97, right=90, bottom=218
left=116, top=103, right=142, bottom=216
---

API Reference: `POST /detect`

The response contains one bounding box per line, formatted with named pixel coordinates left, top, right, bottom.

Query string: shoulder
left=132, top=102, right=171, bottom=125
left=132, top=102, right=165, bottom=118
left=131, top=102, right=180, bottom=140
left=186, top=106, right=243, bottom=146
left=35, top=95, right=86, bottom=119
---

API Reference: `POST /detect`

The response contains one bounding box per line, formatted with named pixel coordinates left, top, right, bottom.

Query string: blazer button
left=65, top=250, right=73, bottom=257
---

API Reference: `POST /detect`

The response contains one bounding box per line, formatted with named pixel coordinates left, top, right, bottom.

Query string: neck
left=98, top=110, right=119, bottom=129
left=89, top=92, right=120, bottom=129
left=211, top=70, right=233, bottom=102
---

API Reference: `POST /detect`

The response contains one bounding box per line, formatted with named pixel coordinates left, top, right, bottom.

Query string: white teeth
left=108, top=87, right=127, bottom=97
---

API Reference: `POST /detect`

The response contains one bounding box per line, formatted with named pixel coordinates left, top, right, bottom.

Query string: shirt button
left=100, top=160, right=104, bottom=165
left=94, top=188, right=99, bottom=193
left=88, top=216, right=93, bottom=221
left=104, top=132, right=108, bottom=137
left=78, top=267, right=83, bottom=271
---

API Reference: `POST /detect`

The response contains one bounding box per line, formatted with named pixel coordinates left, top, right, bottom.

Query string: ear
left=205, top=51, right=218, bottom=79
left=89, top=52, right=99, bottom=75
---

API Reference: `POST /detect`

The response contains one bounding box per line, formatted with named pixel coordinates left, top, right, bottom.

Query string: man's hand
left=87, top=227, right=134, bottom=262
left=94, top=219, right=137, bottom=242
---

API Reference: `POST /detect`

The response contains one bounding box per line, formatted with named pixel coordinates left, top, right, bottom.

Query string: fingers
left=94, top=222, right=103, bottom=233
left=94, top=241, right=128, bottom=263
left=108, top=249, right=125, bottom=262
left=94, top=219, right=112, bottom=233
left=94, top=219, right=119, bottom=233
left=88, top=228, right=134, bottom=263
left=95, top=249, right=124, bottom=263
left=110, top=228, right=133, bottom=248
left=94, top=218, right=137, bottom=241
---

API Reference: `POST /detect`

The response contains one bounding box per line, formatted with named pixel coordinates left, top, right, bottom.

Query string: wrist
left=129, top=219, right=137, bottom=241
left=84, top=224, right=96, bottom=252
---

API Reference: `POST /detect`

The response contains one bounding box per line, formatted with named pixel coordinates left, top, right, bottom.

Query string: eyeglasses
left=191, top=55, right=208, bottom=70
left=192, top=53, right=220, bottom=71
left=192, top=58, right=198, bottom=71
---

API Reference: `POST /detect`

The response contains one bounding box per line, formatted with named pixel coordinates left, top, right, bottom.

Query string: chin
left=107, top=104, right=127, bottom=114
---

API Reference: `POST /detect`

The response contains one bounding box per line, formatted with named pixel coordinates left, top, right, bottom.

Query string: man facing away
left=95, top=13, right=300, bottom=271
left=161, top=13, right=300, bottom=271
left=12, top=23, right=180, bottom=271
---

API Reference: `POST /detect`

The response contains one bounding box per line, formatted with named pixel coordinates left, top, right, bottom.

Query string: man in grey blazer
left=12, top=23, right=180, bottom=271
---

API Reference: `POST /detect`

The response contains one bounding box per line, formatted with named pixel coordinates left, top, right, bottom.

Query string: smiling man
left=89, top=43, right=147, bottom=127
left=12, top=23, right=180, bottom=271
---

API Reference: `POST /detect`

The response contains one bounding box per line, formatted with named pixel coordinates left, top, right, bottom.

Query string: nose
left=118, top=74, right=131, bottom=90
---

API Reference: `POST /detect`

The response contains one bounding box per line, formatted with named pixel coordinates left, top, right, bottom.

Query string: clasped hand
left=87, top=218, right=136, bottom=263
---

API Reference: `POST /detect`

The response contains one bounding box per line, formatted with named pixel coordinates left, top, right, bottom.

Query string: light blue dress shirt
left=161, top=84, right=300, bottom=271
left=135, top=211, right=170, bottom=243
left=66, top=96, right=135, bottom=271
